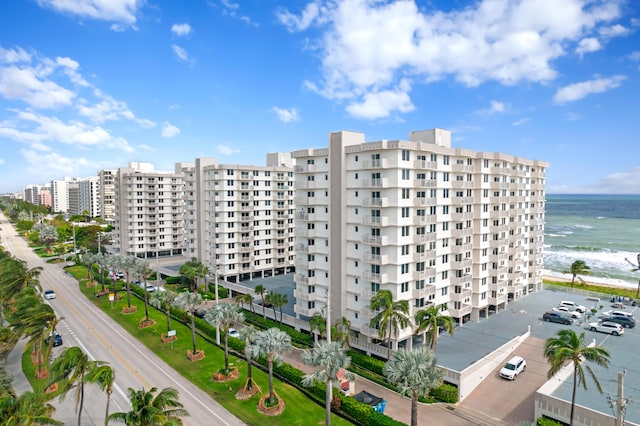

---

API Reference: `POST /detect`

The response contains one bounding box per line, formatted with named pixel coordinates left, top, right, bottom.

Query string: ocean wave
left=547, top=245, right=603, bottom=252
left=545, top=233, right=567, bottom=238
left=574, top=224, right=593, bottom=229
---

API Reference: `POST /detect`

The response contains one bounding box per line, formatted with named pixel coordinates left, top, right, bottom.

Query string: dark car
left=44, top=331, right=63, bottom=347
left=604, top=315, right=636, bottom=328
left=543, top=311, right=572, bottom=325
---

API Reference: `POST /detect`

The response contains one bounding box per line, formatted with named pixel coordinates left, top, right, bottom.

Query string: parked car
left=543, top=311, right=572, bottom=325
left=228, top=328, right=240, bottom=338
left=558, top=301, right=587, bottom=313
left=603, top=315, right=636, bottom=328
left=588, top=321, right=624, bottom=336
left=552, top=306, right=582, bottom=318
left=605, top=310, right=634, bottom=319
left=115, top=271, right=124, bottom=279
left=499, top=356, right=526, bottom=380
left=45, top=331, right=63, bottom=347
left=611, top=302, right=626, bottom=309
left=43, top=289, right=56, bottom=300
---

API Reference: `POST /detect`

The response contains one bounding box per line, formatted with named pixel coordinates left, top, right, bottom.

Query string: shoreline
left=543, top=270, right=639, bottom=292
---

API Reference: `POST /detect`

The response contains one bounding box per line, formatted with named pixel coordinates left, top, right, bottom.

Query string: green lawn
left=66, top=266, right=352, bottom=426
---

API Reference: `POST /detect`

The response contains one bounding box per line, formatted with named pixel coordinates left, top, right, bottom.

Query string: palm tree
left=120, top=255, right=138, bottom=309
left=173, top=291, right=203, bottom=356
left=91, top=364, right=116, bottom=423
left=235, top=293, right=254, bottom=313
left=49, top=346, right=110, bottom=426
left=565, top=260, right=591, bottom=288
left=246, top=327, right=292, bottom=405
left=239, top=325, right=258, bottom=394
left=254, top=285, right=267, bottom=318
left=309, top=312, right=326, bottom=344
left=369, top=290, right=410, bottom=359
left=0, top=391, right=62, bottom=425
left=204, top=302, right=244, bottom=373
left=302, top=341, right=355, bottom=426
left=106, top=386, right=189, bottom=425
left=414, top=305, right=455, bottom=352
left=332, top=317, right=352, bottom=348
left=179, top=258, right=208, bottom=292
left=11, top=299, right=57, bottom=378
left=135, top=259, right=155, bottom=323
left=149, top=290, right=177, bottom=333
left=544, top=329, right=611, bottom=426
left=268, top=292, right=288, bottom=324
left=383, top=347, right=443, bottom=426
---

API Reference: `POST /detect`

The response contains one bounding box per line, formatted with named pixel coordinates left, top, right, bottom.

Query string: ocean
left=543, top=194, right=640, bottom=289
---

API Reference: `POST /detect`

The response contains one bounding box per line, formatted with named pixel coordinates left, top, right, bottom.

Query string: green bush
left=165, top=276, right=180, bottom=285
left=429, top=382, right=458, bottom=403
left=347, top=349, right=385, bottom=375
left=243, top=311, right=313, bottom=347
left=537, top=418, right=562, bottom=426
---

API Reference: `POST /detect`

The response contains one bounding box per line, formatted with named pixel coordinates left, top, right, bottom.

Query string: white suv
left=499, top=356, right=526, bottom=380
left=559, top=300, right=586, bottom=313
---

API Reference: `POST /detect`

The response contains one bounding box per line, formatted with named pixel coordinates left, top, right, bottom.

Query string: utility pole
left=607, top=370, right=629, bottom=426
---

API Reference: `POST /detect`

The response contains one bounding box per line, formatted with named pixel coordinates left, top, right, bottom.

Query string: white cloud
left=478, top=100, right=508, bottom=115
left=171, top=23, right=192, bottom=37
left=1, top=110, right=134, bottom=152
left=346, top=85, right=414, bottom=119
left=599, top=24, right=629, bottom=38
left=218, top=144, right=240, bottom=155
left=0, top=46, right=31, bottom=63
left=628, top=51, right=640, bottom=62
left=272, top=107, right=299, bottom=123
left=276, top=3, right=321, bottom=32
left=219, top=0, right=256, bottom=26
left=161, top=122, right=180, bottom=138
left=22, top=148, right=95, bottom=178
left=172, top=45, right=189, bottom=62
left=0, top=158, right=5, bottom=165
left=554, top=75, right=626, bottom=104
left=511, top=117, right=530, bottom=126
left=76, top=88, right=156, bottom=127
left=576, top=37, right=601, bottom=56
left=277, top=0, right=625, bottom=119
left=0, top=65, right=76, bottom=109
left=36, top=0, right=143, bottom=28
left=550, top=167, right=640, bottom=194
left=564, top=112, right=580, bottom=121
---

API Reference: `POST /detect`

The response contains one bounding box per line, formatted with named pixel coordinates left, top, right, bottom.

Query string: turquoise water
left=544, top=194, right=640, bottom=283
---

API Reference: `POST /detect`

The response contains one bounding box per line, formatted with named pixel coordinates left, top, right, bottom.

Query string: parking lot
left=435, top=287, right=640, bottom=424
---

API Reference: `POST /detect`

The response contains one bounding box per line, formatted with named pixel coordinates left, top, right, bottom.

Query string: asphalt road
left=0, top=213, right=245, bottom=426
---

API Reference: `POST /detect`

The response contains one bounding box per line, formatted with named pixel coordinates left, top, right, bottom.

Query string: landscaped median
left=66, top=264, right=403, bottom=426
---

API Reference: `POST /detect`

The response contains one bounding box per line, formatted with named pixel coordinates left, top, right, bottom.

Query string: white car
left=603, top=310, right=634, bottom=320
left=552, top=306, right=582, bottom=319
left=559, top=301, right=587, bottom=313
left=228, top=328, right=240, bottom=338
left=43, top=289, right=56, bottom=300
left=499, top=356, right=526, bottom=380
left=588, top=321, right=624, bottom=336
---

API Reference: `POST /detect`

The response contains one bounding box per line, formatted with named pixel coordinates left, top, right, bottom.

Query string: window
left=401, top=207, right=410, bottom=217
left=402, top=169, right=410, bottom=180
left=401, top=282, right=409, bottom=292
left=402, top=149, right=410, bottom=161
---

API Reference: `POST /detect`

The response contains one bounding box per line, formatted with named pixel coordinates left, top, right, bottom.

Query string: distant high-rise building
left=68, top=176, right=100, bottom=218
left=176, top=154, right=295, bottom=283
left=113, top=163, right=185, bottom=259
left=98, top=169, right=117, bottom=224
left=50, top=177, right=75, bottom=213
left=292, top=128, right=547, bottom=353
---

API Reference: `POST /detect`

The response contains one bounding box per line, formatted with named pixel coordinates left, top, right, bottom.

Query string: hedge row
left=243, top=310, right=314, bottom=347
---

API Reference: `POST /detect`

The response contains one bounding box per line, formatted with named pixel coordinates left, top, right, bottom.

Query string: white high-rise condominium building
left=98, top=169, right=117, bottom=224
left=68, top=176, right=100, bottom=217
left=51, top=177, right=74, bottom=213
left=113, top=163, right=184, bottom=259
left=176, top=153, right=295, bottom=283
left=292, top=128, right=547, bottom=353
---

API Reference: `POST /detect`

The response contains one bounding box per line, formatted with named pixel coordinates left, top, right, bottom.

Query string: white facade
left=177, top=154, right=296, bottom=283
left=98, top=169, right=116, bottom=223
left=292, top=129, right=547, bottom=352
left=113, top=163, right=185, bottom=259
left=50, top=177, right=74, bottom=213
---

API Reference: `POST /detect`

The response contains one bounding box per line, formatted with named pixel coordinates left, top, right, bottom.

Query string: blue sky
left=1, top=0, right=639, bottom=194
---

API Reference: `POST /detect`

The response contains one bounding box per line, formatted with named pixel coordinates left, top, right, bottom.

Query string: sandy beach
left=543, top=270, right=640, bottom=292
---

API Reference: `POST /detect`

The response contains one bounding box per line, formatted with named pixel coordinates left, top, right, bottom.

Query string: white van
left=500, top=356, right=526, bottom=380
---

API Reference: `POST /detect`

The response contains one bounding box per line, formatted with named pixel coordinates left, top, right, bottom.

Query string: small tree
left=369, top=289, right=410, bottom=359
left=235, top=293, right=254, bottom=313
left=246, top=327, right=292, bottom=405
left=565, top=260, right=591, bottom=288
left=173, top=292, right=203, bottom=356
left=309, top=312, right=326, bottom=344
left=150, top=290, right=178, bottom=333
left=239, top=325, right=258, bottom=394
left=302, top=341, right=355, bottom=426
left=384, top=347, right=443, bottom=426
left=255, top=285, right=267, bottom=318
left=414, top=304, right=455, bottom=352
left=204, top=302, right=245, bottom=374
left=544, top=329, right=610, bottom=426
left=107, top=387, right=189, bottom=425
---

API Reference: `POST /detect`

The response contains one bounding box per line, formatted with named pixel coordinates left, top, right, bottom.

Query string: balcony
left=414, top=197, right=436, bottom=206
left=413, top=215, right=436, bottom=225
left=489, top=293, right=507, bottom=305
left=449, top=304, right=472, bottom=318
left=362, top=178, right=388, bottom=188
left=489, top=281, right=507, bottom=292
left=362, top=215, right=389, bottom=227
left=414, top=159, right=436, bottom=169
left=451, top=287, right=472, bottom=302
left=450, top=228, right=472, bottom=238
left=363, top=252, right=389, bottom=265
left=362, top=234, right=388, bottom=245
left=363, top=197, right=389, bottom=207
left=413, top=233, right=436, bottom=244
left=413, top=268, right=435, bottom=281
left=362, top=271, right=387, bottom=283
left=361, top=159, right=388, bottom=169
left=415, top=179, right=437, bottom=188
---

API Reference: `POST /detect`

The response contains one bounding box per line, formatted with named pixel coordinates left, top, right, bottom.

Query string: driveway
left=459, top=336, right=549, bottom=424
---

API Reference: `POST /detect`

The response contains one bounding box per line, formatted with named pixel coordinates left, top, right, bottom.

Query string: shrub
left=165, top=276, right=180, bottom=285
left=537, top=417, right=563, bottom=426
left=429, top=382, right=458, bottom=403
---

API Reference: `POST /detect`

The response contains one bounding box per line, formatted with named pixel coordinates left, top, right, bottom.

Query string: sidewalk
left=6, top=338, right=32, bottom=396
left=282, top=347, right=508, bottom=426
